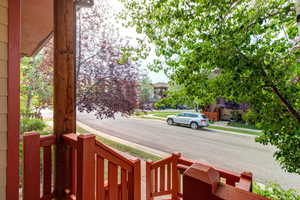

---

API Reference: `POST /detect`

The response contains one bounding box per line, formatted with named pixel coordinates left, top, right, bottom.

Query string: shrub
left=21, top=117, right=46, bottom=134
left=134, top=110, right=148, bottom=116
left=242, top=110, right=257, bottom=125
left=253, top=182, right=300, bottom=200
left=230, top=110, right=242, bottom=121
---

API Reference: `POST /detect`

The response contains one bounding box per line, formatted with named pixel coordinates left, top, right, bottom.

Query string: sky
left=148, top=70, right=169, bottom=83
left=110, top=0, right=170, bottom=83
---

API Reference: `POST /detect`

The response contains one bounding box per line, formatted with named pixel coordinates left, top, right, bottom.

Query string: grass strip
left=208, top=125, right=262, bottom=136
left=77, top=126, right=161, bottom=161
left=228, top=121, right=259, bottom=130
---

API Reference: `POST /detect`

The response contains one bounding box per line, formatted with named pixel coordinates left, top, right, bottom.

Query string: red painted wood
left=183, top=163, right=220, bottom=200
left=71, top=147, right=77, bottom=195
left=23, top=133, right=40, bottom=200
left=160, top=165, right=165, bottom=192
left=95, top=140, right=133, bottom=171
left=121, top=168, right=128, bottom=200
left=43, top=146, right=52, bottom=196
left=167, top=163, right=171, bottom=191
left=171, top=153, right=180, bottom=200
left=178, top=170, right=182, bottom=195
left=133, top=159, right=141, bottom=200
left=96, top=156, right=105, bottom=200
left=7, top=0, right=20, bottom=199
left=154, top=168, right=158, bottom=193
left=146, top=161, right=153, bottom=200
left=108, top=161, right=118, bottom=200
left=214, top=184, right=270, bottom=200
left=127, top=171, right=133, bottom=200
left=40, top=135, right=56, bottom=147
left=77, top=134, right=95, bottom=200
left=236, top=172, right=252, bottom=192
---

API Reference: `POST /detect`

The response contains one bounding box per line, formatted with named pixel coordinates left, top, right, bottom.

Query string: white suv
left=166, top=113, right=209, bottom=129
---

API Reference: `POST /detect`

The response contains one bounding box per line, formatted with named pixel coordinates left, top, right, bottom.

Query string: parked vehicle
left=166, top=112, right=209, bottom=129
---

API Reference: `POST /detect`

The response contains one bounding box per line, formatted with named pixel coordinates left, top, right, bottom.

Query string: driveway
left=77, top=112, right=300, bottom=190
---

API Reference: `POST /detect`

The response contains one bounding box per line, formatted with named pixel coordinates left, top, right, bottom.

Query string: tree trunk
left=296, top=0, right=300, bottom=34
left=271, top=85, right=300, bottom=124
left=26, top=92, right=32, bottom=113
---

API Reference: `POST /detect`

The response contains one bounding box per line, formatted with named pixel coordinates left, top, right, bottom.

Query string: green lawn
left=228, top=121, right=259, bottom=130
left=147, top=111, right=181, bottom=118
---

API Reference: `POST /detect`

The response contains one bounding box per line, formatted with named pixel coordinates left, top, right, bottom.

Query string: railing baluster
left=127, top=170, right=134, bottom=200
left=96, top=156, right=105, bottom=200
left=43, top=145, right=52, bottom=196
left=167, top=163, right=171, bottom=191
left=23, top=133, right=40, bottom=200
left=121, top=168, right=128, bottom=200
left=160, top=165, right=165, bottom=192
left=70, top=147, right=77, bottom=195
left=133, top=159, right=141, bottom=200
left=146, top=160, right=153, bottom=200
left=108, top=161, right=118, bottom=200
left=154, top=168, right=158, bottom=193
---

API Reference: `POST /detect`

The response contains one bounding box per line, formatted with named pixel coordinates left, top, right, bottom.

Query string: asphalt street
left=77, top=112, right=300, bottom=190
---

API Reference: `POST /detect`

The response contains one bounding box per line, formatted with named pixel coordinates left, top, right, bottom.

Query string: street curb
left=134, top=116, right=257, bottom=138
left=205, top=128, right=258, bottom=138
left=76, top=121, right=170, bottom=158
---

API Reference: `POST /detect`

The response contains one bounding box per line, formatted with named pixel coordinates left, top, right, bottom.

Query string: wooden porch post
left=53, top=0, right=76, bottom=198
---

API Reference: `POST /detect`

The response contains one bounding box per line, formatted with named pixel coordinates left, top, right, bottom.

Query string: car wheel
left=190, top=122, right=198, bottom=130
left=167, top=119, right=174, bottom=125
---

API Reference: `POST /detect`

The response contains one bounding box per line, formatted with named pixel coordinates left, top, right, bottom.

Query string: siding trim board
left=6, top=0, right=20, bottom=199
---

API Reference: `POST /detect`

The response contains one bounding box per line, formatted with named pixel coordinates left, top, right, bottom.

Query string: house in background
left=151, top=82, right=168, bottom=101
left=204, top=98, right=248, bottom=121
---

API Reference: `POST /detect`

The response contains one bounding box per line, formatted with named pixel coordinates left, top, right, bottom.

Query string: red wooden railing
left=23, top=133, right=56, bottom=200
left=63, top=133, right=141, bottom=200
left=146, top=153, right=268, bottom=200
left=23, top=133, right=141, bottom=200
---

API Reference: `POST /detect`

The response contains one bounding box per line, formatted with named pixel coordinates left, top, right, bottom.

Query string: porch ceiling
left=21, top=0, right=53, bottom=57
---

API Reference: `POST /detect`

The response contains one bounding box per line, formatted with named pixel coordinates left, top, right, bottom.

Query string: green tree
left=154, top=83, right=198, bottom=109
left=122, top=0, right=300, bottom=174
left=138, top=73, right=153, bottom=109
left=21, top=57, right=53, bottom=114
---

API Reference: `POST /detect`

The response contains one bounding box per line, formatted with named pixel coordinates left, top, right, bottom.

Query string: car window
left=185, top=113, right=198, bottom=118
left=177, top=113, right=185, bottom=117
left=201, top=114, right=208, bottom=119
left=183, top=113, right=192, bottom=117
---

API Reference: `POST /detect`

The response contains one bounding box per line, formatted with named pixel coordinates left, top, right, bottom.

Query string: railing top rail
left=178, top=157, right=241, bottom=182
left=150, top=155, right=173, bottom=169
left=215, top=183, right=269, bottom=200
left=63, top=133, right=78, bottom=148
left=95, top=140, right=135, bottom=170
left=40, top=135, right=56, bottom=147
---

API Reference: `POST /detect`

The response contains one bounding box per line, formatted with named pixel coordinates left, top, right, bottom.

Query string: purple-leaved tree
left=41, top=0, right=139, bottom=118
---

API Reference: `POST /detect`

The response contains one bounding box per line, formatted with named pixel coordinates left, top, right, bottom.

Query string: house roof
left=152, top=82, right=168, bottom=88
left=21, top=0, right=53, bottom=56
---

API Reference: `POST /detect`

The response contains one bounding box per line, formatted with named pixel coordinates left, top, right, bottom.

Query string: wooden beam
left=7, top=0, right=20, bottom=199
left=53, top=0, right=76, bottom=198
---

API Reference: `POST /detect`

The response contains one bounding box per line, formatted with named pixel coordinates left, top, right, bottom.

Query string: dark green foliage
left=121, top=0, right=300, bottom=174
left=253, top=182, right=300, bottom=200
left=20, top=117, right=47, bottom=134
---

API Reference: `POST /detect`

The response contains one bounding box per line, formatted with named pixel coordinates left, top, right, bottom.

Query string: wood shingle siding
left=0, top=0, right=8, bottom=199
